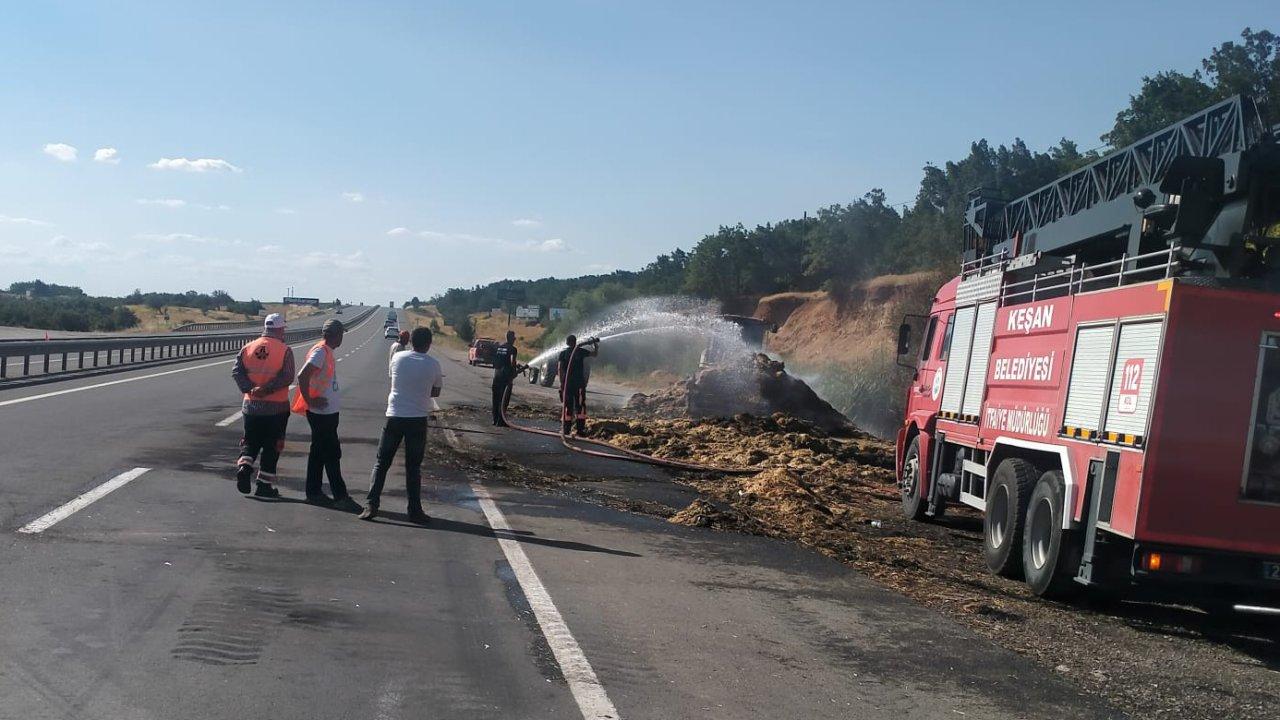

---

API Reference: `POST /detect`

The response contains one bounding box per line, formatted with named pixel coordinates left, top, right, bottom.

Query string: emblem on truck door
left=932, top=367, right=944, bottom=401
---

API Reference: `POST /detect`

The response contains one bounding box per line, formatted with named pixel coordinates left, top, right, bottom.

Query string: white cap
left=264, top=313, right=286, bottom=330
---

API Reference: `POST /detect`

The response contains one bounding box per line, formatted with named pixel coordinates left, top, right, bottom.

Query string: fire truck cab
left=896, top=96, right=1280, bottom=608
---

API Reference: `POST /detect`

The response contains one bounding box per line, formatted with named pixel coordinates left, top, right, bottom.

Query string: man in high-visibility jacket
left=231, top=313, right=295, bottom=498
left=295, top=319, right=362, bottom=512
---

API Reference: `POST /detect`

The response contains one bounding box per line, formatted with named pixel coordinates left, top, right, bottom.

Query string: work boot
left=332, top=496, right=363, bottom=513
left=407, top=508, right=431, bottom=525
left=562, top=421, right=573, bottom=436
left=305, top=494, right=334, bottom=507
left=235, top=463, right=253, bottom=494
left=254, top=482, right=280, bottom=499
left=358, top=505, right=378, bottom=521
left=574, top=421, right=587, bottom=437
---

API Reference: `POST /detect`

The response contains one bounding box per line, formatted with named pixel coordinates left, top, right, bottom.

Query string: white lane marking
left=18, top=468, right=151, bottom=534
left=3, top=311, right=382, bottom=410
left=443, top=428, right=618, bottom=720
left=215, top=410, right=243, bottom=427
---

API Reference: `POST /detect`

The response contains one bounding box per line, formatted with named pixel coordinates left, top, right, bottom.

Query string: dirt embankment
left=753, top=272, right=945, bottom=438
left=758, top=271, right=943, bottom=367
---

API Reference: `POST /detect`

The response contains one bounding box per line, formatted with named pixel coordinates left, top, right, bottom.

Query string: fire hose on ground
left=498, top=338, right=757, bottom=476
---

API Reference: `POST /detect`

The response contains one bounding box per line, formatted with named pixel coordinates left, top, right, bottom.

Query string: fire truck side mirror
left=896, top=322, right=912, bottom=357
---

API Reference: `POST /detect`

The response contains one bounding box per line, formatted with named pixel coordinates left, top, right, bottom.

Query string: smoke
left=788, top=349, right=914, bottom=439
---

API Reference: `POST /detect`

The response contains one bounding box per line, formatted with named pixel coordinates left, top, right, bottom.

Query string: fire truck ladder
left=963, top=95, right=1269, bottom=268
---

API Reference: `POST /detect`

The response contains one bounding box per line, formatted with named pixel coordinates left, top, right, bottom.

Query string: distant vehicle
left=468, top=338, right=499, bottom=367
left=384, top=325, right=399, bottom=339
left=384, top=309, right=397, bottom=327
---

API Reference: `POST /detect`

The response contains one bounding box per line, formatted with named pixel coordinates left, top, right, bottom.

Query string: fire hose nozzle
left=584, top=336, right=601, bottom=345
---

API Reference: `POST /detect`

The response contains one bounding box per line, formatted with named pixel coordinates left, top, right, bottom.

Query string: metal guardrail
left=0, top=307, right=376, bottom=383
left=172, top=319, right=263, bottom=332
left=171, top=307, right=349, bottom=332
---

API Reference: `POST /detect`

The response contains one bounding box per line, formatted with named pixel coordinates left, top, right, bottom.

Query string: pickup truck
left=468, top=338, right=499, bottom=367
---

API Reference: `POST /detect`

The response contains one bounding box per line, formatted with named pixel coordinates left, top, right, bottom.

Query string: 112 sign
left=1117, top=358, right=1145, bottom=414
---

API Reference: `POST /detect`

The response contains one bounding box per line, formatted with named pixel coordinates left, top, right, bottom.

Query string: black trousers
left=491, top=375, right=514, bottom=424
left=305, top=411, right=349, bottom=499
left=367, top=416, right=427, bottom=512
left=561, top=383, right=587, bottom=434
left=239, top=412, right=289, bottom=478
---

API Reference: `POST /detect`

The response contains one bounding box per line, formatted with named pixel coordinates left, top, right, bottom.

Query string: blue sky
left=0, top=1, right=1269, bottom=303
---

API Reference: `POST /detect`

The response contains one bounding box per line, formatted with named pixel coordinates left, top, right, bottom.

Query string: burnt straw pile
left=625, top=353, right=854, bottom=434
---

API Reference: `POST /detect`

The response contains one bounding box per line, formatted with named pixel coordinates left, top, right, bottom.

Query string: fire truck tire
left=1022, top=470, right=1081, bottom=598
left=984, top=458, right=1038, bottom=578
left=900, top=437, right=928, bottom=520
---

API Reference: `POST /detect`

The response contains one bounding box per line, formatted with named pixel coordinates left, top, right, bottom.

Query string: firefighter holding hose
left=557, top=334, right=598, bottom=436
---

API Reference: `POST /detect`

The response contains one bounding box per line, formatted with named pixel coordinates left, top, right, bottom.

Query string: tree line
left=430, top=28, right=1276, bottom=333
left=0, top=281, right=268, bottom=332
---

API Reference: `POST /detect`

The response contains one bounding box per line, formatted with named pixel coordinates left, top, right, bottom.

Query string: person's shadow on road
left=368, top=510, right=642, bottom=558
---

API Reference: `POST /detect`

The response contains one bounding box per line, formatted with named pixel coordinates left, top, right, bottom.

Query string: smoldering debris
left=625, top=354, right=856, bottom=434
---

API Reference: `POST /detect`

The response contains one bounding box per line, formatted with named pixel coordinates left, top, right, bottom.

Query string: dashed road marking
left=18, top=467, right=151, bottom=534
left=215, top=410, right=243, bottom=427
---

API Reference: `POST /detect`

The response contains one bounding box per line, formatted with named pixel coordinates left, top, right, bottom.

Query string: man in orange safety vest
left=231, top=313, right=295, bottom=498
left=294, top=319, right=361, bottom=512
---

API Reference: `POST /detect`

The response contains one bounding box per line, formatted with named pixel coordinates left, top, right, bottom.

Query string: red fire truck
left=895, top=96, right=1280, bottom=609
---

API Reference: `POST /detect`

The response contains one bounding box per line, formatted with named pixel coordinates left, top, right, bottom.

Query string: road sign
left=283, top=296, right=320, bottom=306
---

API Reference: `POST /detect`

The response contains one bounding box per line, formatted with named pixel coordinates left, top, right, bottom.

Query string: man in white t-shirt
left=388, top=329, right=410, bottom=376
left=297, top=319, right=362, bottom=512
left=361, top=327, right=443, bottom=523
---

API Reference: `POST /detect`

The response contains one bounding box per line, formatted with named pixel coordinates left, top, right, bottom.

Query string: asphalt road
left=0, top=309, right=1118, bottom=719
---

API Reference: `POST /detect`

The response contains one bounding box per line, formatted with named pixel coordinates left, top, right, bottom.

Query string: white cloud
left=149, top=157, right=242, bottom=173
left=93, top=147, right=120, bottom=164
left=275, top=207, right=297, bottom=215
left=512, top=218, right=542, bottom=227
left=0, top=214, right=53, bottom=227
left=50, top=236, right=109, bottom=252
left=342, top=191, right=365, bottom=203
left=43, top=143, right=78, bottom=162
left=301, top=250, right=369, bottom=271
left=135, top=232, right=218, bottom=244
left=135, top=198, right=230, bottom=211
left=401, top=227, right=570, bottom=254
left=44, top=235, right=115, bottom=264
left=584, top=263, right=615, bottom=273
left=531, top=238, right=568, bottom=253
left=258, top=244, right=282, bottom=253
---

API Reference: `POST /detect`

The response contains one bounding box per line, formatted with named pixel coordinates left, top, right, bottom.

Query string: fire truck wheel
left=1022, top=469, right=1081, bottom=598
left=984, top=458, right=1038, bottom=578
left=900, top=437, right=929, bottom=520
